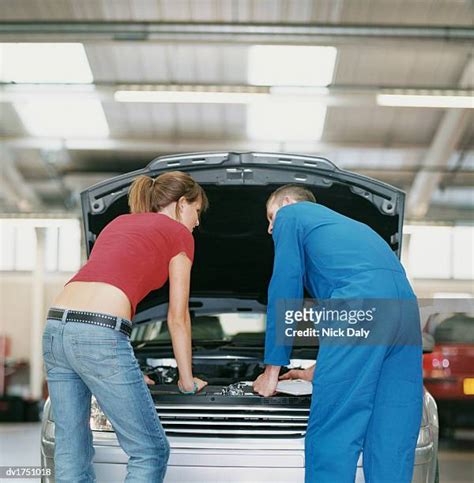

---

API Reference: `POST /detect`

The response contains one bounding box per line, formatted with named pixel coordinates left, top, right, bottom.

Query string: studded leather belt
left=47, top=307, right=133, bottom=338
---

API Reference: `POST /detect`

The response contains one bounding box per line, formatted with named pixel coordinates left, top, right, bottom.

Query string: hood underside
left=80, top=152, right=405, bottom=317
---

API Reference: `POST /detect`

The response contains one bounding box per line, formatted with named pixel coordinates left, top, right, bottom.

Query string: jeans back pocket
left=42, top=332, right=56, bottom=369
left=71, top=338, right=120, bottom=379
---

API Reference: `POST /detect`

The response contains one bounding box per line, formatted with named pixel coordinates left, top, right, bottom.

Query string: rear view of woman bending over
left=42, top=171, right=208, bottom=482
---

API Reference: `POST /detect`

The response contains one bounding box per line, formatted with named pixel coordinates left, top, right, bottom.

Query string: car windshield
left=131, top=313, right=266, bottom=346
left=434, top=314, right=474, bottom=344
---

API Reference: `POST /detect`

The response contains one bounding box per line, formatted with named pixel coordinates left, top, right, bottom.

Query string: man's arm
left=253, top=208, right=305, bottom=396
left=265, top=207, right=306, bottom=365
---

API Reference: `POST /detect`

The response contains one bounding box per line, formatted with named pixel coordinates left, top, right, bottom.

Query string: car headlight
left=43, top=419, right=56, bottom=441
left=416, top=426, right=432, bottom=447
left=90, top=396, right=113, bottom=431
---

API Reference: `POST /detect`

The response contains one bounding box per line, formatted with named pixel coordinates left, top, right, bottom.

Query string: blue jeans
left=42, top=311, right=170, bottom=483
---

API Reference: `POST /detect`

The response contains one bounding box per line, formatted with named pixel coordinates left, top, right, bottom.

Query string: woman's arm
left=168, top=252, right=207, bottom=393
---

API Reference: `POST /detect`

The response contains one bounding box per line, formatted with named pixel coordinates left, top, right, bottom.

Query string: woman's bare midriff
left=52, top=281, right=132, bottom=320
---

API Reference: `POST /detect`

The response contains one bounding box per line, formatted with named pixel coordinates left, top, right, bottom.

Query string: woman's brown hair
left=128, top=171, right=209, bottom=216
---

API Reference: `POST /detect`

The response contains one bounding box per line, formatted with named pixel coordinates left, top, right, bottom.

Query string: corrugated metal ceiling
left=1, top=0, right=472, bottom=216
left=2, top=0, right=472, bottom=26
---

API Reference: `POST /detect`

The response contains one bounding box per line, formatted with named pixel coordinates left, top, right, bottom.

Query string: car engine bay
left=139, top=356, right=313, bottom=407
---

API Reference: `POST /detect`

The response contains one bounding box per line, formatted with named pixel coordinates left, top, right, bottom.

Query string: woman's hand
left=143, top=374, right=155, bottom=385
left=279, top=364, right=315, bottom=382
left=178, top=377, right=208, bottom=394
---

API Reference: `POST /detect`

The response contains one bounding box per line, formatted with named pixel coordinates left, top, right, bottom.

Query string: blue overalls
left=264, top=202, right=423, bottom=483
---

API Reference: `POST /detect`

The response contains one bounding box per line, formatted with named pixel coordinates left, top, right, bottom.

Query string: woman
left=42, top=171, right=208, bottom=483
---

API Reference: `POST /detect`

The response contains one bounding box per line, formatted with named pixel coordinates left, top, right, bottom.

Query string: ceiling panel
left=338, top=0, right=472, bottom=26
left=83, top=41, right=471, bottom=88
left=103, top=102, right=246, bottom=139
left=85, top=44, right=249, bottom=84
left=1, top=0, right=472, bottom=25
left=323, top=106, right=443, bottom=145
left=334, top=46, right=470, bottom=87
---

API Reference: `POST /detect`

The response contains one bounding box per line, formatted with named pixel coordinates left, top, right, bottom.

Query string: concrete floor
left=0, top=423, right=473, bottom=482
left=0, top=423, right=41, bottom=483
left=438, top=431, right=474, bottom=483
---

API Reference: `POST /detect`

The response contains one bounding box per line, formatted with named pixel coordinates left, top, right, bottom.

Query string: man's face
left=266, top=195, right=296, bottom=234
left=266, top=198, right=280, bottom=235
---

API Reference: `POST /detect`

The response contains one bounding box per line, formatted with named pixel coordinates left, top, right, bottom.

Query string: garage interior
left=0, top=1, right=473, bottom=482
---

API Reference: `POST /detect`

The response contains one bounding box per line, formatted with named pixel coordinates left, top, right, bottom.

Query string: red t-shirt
left=67, top=213, right=194, bottom=318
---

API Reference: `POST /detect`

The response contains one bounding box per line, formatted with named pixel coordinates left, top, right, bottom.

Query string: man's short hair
left=267, top=184, right=316, bottom=206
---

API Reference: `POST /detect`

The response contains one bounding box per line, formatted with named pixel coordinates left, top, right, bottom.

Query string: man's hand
left=279, top=364, right=315, bottom=382
left=253, top=365, right=281, bottom=397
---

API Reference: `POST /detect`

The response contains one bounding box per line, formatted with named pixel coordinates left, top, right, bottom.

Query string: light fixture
left=14, top=100, right=109, bottom=138
left=247, top=101, right=327, bottom=141
left=248, top=45, right=337, bottom=86
left=114, top=85, right=332, bottom=104
left=114, top=90, right=270, bottom=104
left=0, top=43, right=93, bottom=83
left=377, top=92, right=473, bottom=109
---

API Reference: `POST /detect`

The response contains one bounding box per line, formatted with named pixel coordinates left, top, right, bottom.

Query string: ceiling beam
left=0, top=22, right=472, bottom=46
left=0, top=173, right=20, bottom=207
left=1, top=83, right=471, bottom=107
left=0, top=136, right=436, bottom=153
left=406, top=58, right=473, bottom=220
left=352, top=169, right=474, bottom=188
left=423, top=205, right=474, bottom=223
left=3, top=136, right=473, bottom=169
left=0, top=146, right=43, bottom=211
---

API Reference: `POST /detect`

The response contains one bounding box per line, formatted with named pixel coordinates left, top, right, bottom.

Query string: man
left=253, top=185, right=423, bottom=483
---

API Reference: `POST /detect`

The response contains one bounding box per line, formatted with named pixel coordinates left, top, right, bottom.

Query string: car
left=423, top=313, right=474, bottom=436
left=41, top=152, right=439, bottom=483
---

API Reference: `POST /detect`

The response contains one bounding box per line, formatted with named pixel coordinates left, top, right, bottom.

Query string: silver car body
left=41, top=381, right=438, bottom=482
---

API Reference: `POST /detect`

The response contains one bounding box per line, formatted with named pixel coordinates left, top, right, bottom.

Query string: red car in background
left=423, top=313, right=474, bottom=435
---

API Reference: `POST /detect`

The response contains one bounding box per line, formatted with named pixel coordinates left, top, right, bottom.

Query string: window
left=0, top=219, right=81, bottom=272
left=405, top=225, right=473, bottom=280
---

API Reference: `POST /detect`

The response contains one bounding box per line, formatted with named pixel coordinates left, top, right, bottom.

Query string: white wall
left=1, top=272, right=72, bottom=361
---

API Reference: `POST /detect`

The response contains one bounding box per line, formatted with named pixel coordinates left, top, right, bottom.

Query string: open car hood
left=79, top=152, right=405, bottom=320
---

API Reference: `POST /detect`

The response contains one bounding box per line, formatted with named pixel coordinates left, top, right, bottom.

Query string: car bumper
left=41, top=430, right=438, bottom=483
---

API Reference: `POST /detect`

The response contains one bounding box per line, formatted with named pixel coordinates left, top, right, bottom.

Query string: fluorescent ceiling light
left=248, top=45, right=337, bottom=86
left=114, top=87, right=329, bottom=104
left=247, top=101, right=327, bottom=141
left=115, top=90, right=269, bottom=104
left=0, top=43, right=93, bottom=83
left=377, top=93, right=473, bottom=109
left=14, top=100, right=109, bottom=138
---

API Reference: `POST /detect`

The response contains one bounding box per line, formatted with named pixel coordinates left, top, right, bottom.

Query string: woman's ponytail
left=128, top=171, right=208, bottom=214
left=128, top=175, right=155, bottom=213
